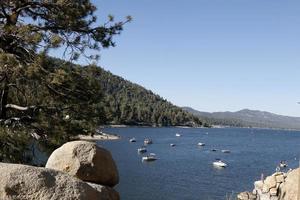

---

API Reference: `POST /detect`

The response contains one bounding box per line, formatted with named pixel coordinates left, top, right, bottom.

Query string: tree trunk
left=0, top=79, right=9, bottom=119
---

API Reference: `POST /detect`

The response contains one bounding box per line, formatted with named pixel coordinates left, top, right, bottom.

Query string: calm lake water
left=98, top=127, right=300, bottom=200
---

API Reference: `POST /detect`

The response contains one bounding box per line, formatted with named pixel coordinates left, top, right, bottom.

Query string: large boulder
left=0, top=163, right=112, bottom=200
left=278, top=168, right=299, bottom=200
left=46, top=141, right=119, bottom=187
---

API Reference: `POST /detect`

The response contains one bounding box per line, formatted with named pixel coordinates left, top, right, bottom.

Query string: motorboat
left=279, top=161, right=288, bottom=168
left=142, top=153, right=157, bottom=161
left=137, top=147, right=147, bottom=153
left=129, top=138, right=136, bottom=142
left=198, top=142, right=205, bottom=146
left=175, top=133, right=182, bottom=137
left=213, top=160, right=227, bottom=168
left=144, top=138, right=153, bottom=145
left=170, top=143, right=176, bottom=147
left=221, top=150, right=230, bottom=153
left=211, top=149, right=218, bottom=152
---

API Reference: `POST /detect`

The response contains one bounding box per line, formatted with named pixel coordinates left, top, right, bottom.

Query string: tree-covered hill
left=82, top=64, right=205, bottom=127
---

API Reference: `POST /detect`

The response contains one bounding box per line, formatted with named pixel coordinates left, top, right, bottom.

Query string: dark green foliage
left=0, top=1, right=130, bottom=163
left=0, top=56, right=107, bottom=163
left=0, top=127, right=31, bottom=163
left=0, top=0, right=131, bottom=62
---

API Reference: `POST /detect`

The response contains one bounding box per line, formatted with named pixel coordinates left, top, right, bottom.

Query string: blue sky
left=64, top=1, right=300, bottom=116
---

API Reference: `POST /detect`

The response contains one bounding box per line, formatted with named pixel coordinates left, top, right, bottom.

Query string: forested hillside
left=40, top=58, right=204, bottom=126
left=36, top=58, right=205, bottom=128
left=82, top=64, right=205, bottom=127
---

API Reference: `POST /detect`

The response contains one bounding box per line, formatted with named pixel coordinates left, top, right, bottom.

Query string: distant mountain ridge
left=182, top=107, right=300, bottom=130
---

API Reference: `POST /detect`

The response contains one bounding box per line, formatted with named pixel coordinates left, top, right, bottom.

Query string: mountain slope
left=82, top=65, right=204, bottom=127
left=183, top=107, right=300, bottom=130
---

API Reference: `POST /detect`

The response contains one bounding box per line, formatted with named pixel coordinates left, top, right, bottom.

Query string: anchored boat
left=142, top=153, right=157, bottom=162
left=144, top=138, right=153, bottom=145
left=213, top=160, right=227, bottom=168
left=221, top=150, right=230, bottom=153
left=138, top=147, right=147, bottom=153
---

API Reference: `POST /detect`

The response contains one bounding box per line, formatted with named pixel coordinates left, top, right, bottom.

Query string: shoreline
left=75, top=132, right=120, bottom=141
left=104, top=124, right=300, bottom=132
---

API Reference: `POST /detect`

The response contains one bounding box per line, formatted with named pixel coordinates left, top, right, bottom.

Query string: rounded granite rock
left=45, top=141, right=119, bottom=187
left=0, top=163, right=106, bottom=200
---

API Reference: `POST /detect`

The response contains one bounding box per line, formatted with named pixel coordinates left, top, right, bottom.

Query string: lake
left=98, top=127, right=300, bottom=200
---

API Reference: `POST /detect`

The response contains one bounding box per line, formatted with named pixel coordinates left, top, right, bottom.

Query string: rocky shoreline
left=237, top=168, right=299, bottom=200
left=0, top=141, right=120, bottom=200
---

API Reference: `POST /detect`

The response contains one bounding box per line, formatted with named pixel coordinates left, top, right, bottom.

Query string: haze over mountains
left=183, top=107, right=300, bottom=130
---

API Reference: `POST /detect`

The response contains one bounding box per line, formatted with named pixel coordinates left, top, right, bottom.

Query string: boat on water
left=198, top=142, right=205, bottom=146
left=138, top=147, right=147, bottom=153
left=175, top=133, right=182, bottom=137
left=129, top=138, right=136, bottom=142
left=142, top=153, right=157, bottom=161
left=211, top=149, right=218, bottom=152
left=213, top=160, right=227, bottom=168
left=144, top=138, right=153, bottom=145
left=279, top=161, right=288, bottom=168
left=221, top=150, right=230, bottom=153
left=170, top=143, right=176, bottom=147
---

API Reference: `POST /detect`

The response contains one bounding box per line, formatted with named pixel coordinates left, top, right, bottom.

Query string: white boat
left=170, top=143, right=176, bottom=147
left=221, top=150, right=230, bottom=153
left=144, top=138, right=153, bottom=145
left=175, top=133, right=181, bottom=137
left=129, top=138, right=136, bottom=142
left=213, top=160, right=227, bottom=168
left=279, top=161, right=288, bottom=168
left=198, top=142, right=205, bottom=146
left=142, top=153, right=157, bottom=161
left=137, top=147, right=147, bottom=153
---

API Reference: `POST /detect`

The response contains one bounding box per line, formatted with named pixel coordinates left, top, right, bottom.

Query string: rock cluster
left=238, top=169, right=298, bottom=200
left=0, top=141, right=119, bottom=200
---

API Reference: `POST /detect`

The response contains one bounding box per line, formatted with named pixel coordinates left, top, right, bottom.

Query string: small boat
left=213, top=160, right=227, bottom=168
left=144, top=138, right=153, bottom=145
left=221, top=150, right=230, bottom=153
left=211, top=149, right=218, bottom=152
left=129, top=138, right=136, bottom=142
left=279, top=161, right=288, bottom=168
left=198, top=142, right=205, bottom=146
left=142, top=153, right=157, bottom=161
left=137, top=147, right=147, bottom=153
left=175, top=133, right=182, bottom=137
left=170, top=143, right=176, bottom=147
